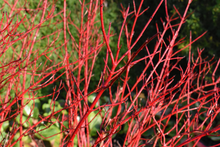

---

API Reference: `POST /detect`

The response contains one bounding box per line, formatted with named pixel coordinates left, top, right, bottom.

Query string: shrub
left=0, top=0, right=220, bottom=146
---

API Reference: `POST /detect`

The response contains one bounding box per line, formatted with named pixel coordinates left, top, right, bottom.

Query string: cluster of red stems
left=0, top=0, right=220, bottom=146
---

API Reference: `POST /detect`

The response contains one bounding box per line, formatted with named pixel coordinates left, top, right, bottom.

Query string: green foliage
left=35, top=125, right=60, bottom=141
left=88, top=111, right=102, bottom=137
left=168, top=0, right=220, bottom=59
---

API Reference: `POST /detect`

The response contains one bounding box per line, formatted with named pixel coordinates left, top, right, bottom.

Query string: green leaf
left=35, top=125, right=60, bottom=141
left=32, top=107, right=40, bottom=119
left=74, top=136, right=78, bottom=147
left=0, top=131, right=8, bottom=144
left=12, top=133, right=20, bottom=147
left=88, top=93, right=99, bottom=108
left=23, top=104, right=31, bottom=117
left=62, top=120, right=69, bottom=128
left=23, top=99, right=40, bottom=119
left=88, top=94, right=96, bottom=103
left=1, top=120, right=9, bottom=132
left=120, top=123, right=128, bottom=134
left=15, top=114, right=32, bottom=128
left=209, top=136, right=220, bottom=141
left=42, top=103, right=51, bottom=117
left=142, top=127, right=154, bottom=137
left=88, top=111, right=102, bottom=137
left=42, top=99, right=64, bottom=117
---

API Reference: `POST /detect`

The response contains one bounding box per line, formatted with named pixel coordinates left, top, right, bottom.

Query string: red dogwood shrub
left=0, top=0, right=220, bottom=146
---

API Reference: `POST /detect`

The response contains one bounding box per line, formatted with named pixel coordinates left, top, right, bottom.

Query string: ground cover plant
left=0, top=0, right=220, bottom=146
